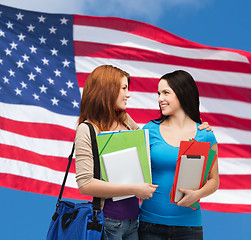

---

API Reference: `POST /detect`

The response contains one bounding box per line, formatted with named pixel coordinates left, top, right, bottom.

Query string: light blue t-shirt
left=140, top=121, right=217, bottom=227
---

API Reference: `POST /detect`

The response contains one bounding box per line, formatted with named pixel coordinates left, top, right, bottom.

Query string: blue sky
left=1, top=0, right=251, bottom=240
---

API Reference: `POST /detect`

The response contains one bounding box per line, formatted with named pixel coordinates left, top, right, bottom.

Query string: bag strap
left=56, top=122, right=102, bottom=210
left=86, top=122, right=102, bottom=210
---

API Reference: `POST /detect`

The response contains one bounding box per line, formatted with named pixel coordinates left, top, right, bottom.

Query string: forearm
left=79, top=179, right=138, bottom=198
left=177, top=176, right=219, bottom=207
left=198, top=143, right=219, bottom=199
left=196, top=176, right=219, bottom=200
left=79, top=179, right=157, bottom=200
left=194, top=160, right=219, bottom=201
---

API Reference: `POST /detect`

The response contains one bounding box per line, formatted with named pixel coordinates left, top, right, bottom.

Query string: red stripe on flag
left=73, top=15, right=251, bottom=65
left=74, top=41, right=251, bottom=74
left=0, top=116, right=75, bottom=141
left=77, top=73, right=251, bottom=103
left=0, top=173, right=91, bottom=201
left=200, top=113, right=251, bottom=131
left=73, top=14, right=251, bottom=63
left=200, top=202, right=251, bottom=213
left=219, top=174, right=251, bottom=189
left=196, top=82, right=251, bottom=103
left=76, top=72, right=89, bottom=87
left=218, top=144, right=251, bottom=158
left=0, top=144, right=76, bottom=173
left=77, top=73, right=159, bottom=91
left=126, top=108, right=160, bottom=124
left=73, top=15, right=208, bottom=48
left=126, top=108, right=251, bottom=131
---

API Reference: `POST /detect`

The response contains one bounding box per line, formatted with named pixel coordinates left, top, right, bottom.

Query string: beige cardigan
left=75, top=114, right=139, bottom=202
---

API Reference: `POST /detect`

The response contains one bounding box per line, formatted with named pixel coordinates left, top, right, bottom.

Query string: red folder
left=170, top=139, right=217, bottom=209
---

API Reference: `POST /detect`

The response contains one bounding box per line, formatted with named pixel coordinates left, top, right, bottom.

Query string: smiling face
left=158, top=79, right=181, bottom=116
left=115, top=76, right=130, bottom=110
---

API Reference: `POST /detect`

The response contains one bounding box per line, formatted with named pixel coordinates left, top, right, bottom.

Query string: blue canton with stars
left=0, top=4, right=81, bottom=116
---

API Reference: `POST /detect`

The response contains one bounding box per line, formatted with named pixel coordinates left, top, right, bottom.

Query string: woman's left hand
left=176, top=188, right=200, bottom=207
left=198, top=122, right=212, bottom=131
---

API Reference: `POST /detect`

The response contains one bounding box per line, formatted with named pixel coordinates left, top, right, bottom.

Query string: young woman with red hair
left=75, top=65, right=158, bottom=240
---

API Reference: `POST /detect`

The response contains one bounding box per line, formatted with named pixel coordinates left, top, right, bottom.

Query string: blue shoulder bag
left=46, top=122, right=104, bottom=240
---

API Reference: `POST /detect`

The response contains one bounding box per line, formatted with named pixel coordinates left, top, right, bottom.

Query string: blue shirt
left=140, top=121, right=217, bottom=226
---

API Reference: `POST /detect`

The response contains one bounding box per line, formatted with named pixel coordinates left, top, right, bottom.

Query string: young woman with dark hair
left=75, top=65, right=158, bottom=240
left=139, top=70, right=219, bottom=240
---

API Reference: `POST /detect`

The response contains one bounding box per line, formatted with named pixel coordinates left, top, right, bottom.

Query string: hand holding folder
left=96, top=129, right=152, bottom=201
left=170, top=139, right=217, bottom=209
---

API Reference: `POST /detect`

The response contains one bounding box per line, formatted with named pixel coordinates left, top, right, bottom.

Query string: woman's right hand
left=134, top=183, right=158, bottom=200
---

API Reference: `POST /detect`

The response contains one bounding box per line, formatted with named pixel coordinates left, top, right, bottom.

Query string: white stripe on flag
left=0, top=102, right=78, bottom=129
left=201, top=189, right=251, bottom=205
left=0, top=158, right=78, bottom=188
left=219, top=158, right=251, bottom=175
left=75, top=57, right=251, bottom=88
left=0, top=130, right=73, bottom=157
left=200, top=97, right=251, bottom=119
left=212, top=127, right=251, bottom=145
left=73, top=25, right=249, bottom=63
left=128, top=92, right=251, bottom=120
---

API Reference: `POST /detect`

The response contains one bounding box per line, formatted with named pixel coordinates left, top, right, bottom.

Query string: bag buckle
left=87, top=209, right=103, bottom=232
left=92, top=209, right=100, bottom=222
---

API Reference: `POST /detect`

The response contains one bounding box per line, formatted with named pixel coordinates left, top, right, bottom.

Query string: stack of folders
left=96, top=129, right=152, bottom=201
left=170, top=139, right=217, bottom=209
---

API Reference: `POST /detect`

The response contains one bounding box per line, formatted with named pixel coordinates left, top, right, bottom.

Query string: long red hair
left=78, top=65, right=130, bottom=131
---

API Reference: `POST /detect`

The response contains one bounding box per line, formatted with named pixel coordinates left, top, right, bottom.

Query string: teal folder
left=96, top=129, right=152, bottom=184
left=189, top=148, right=217, bottom=209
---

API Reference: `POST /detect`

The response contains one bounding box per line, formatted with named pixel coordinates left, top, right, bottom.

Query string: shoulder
left=76, top=122, right=99, bottom=140
left=143, top=120, right=159, bottom=130
left=125, top=113, right=140, bottom=130
left=76, top=122, right=94, bottom=135
left=75, top=123, right=91, bottom=141
left=76, top=122, right=90, bottom=134
left=196, top=123, right=217, bottom=147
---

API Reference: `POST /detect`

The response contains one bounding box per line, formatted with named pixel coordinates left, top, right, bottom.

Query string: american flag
left=1, top=4, right=251, bottom=213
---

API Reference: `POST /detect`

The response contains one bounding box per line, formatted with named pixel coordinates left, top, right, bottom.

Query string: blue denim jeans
left=138, top=221, right=203, bottom=240
left=102, top=217, right=138, bottom=240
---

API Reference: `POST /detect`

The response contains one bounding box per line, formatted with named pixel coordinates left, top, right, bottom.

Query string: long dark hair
left=154, top=70, right=202, bottom=124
